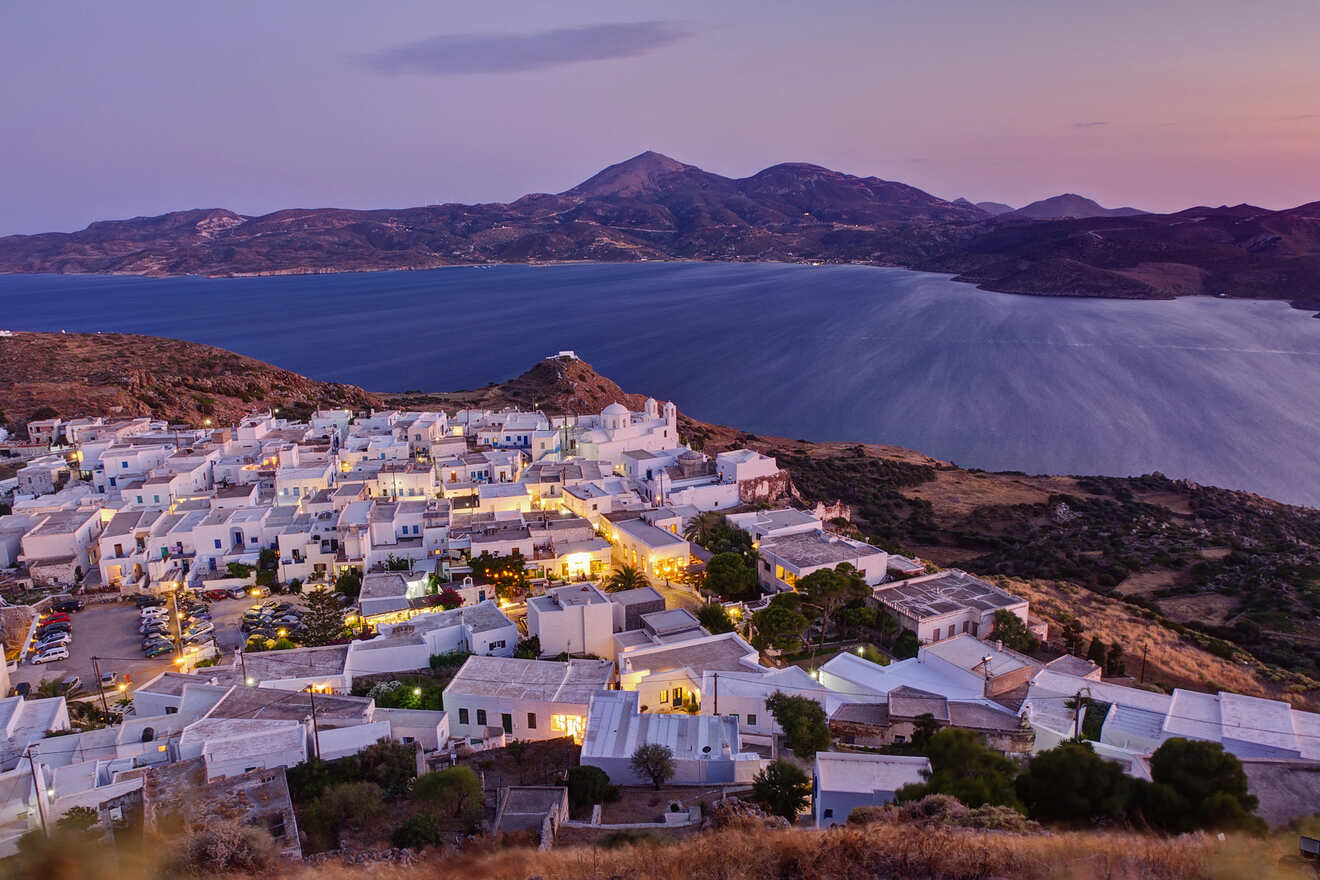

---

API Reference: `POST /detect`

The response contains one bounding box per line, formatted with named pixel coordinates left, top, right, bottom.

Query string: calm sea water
left=3, top=262, right=1320, bottom=506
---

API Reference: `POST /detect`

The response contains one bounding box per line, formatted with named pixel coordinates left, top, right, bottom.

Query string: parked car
left=100, top=671, right=119, bottom=686
left=136, top=595, right=166, bottom=608
left=35, top=633, right=72, bottom=650
left=12, top=682, right=31, bottom=698
left=183, top=621, right=215, bottom=639
left=228, top=587, right=250, bottom=600
left=41, top=613, right=72, bottom=625
left=51, top=599, right=84, bottom=613
left=143, top=642, right=174, bottom=658
left=203, top=589, right=230, bottom=602
left=61, top=675, right=81, bottom=694
left=38, top=622, right=72, bottom=636
left=33, top=647, right=69, bottom=664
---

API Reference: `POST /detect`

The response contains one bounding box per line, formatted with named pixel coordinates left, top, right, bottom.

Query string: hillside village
left=1, top=354, right=1318, bottom=868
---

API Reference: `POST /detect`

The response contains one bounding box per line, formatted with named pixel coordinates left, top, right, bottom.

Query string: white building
left=873, top=570, right=1029, bottom=644
left=442, top=656, right=615, bottom=744
left=756, top=529, right=888, bottom=592
left=581, top=690, right=763, bottom=785
left=526, top=583, right=616, bottom=659
left=813, top=752, right=930, bottom=827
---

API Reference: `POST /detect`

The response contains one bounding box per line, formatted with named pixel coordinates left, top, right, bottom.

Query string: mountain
left=2, top=151, right=1320, bottom=308
left=1007, top=193, right=1148, bottom=219
left=974, top=200, right=1015, bottom=216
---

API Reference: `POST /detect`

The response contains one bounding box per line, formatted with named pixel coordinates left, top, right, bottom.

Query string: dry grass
left=271, top=825, right=1311, bottom=880
left=903, top=472, right=1080, bottom=522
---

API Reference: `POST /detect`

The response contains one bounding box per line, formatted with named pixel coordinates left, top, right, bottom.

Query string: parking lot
left=11, top=594, right=254, bottom=700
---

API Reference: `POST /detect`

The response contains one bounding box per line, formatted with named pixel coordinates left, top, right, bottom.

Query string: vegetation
left=299, top=781, right=385, bottom=850
left=566, top=765, right=621, bottom=809
left=750, top=597, right=809, bottom=651
left=695, top=602, right=736, bottom=634
left=892, top=629, right=920, bottom=659
left=765, top=691, right=831, bottom=759
left=1016, top=741, right=1133, bottom=825
left=286, top=741, right=419, bottom=801
left=390, top=813, right=446, bottom=850
left=159, top=821, right=279, bottom=877
left=366, top=677, right=444, bottom=710
left=334, top=568, right=362, bottom=600
left=702, top=552, right=758, bottom=601
left=751, top=759, right=811, bottom=822
left=798, top=563, right=870, bottom=652
left=514, top=635, right=542, bottom=658
left=990, top=609, right=1040, bottom=653
left=384, top=554, right=411, bottom=571
left=630, top=743, right=676, bottom=790
left=896, top=729, right=1020, bottom=809
left=55, top=806, right=99, bottom=832
left=603, top=564, right=650, bottom=592
left=470, top=551, right=529, bottom=596
left=299, top=588, right=349, bottom=646
left=412, top=766, right=484, bottom=829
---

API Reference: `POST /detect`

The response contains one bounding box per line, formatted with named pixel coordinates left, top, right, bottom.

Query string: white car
left=182, top=622, right=215, bottom=642
left=34, top=633, right=72, bottom=650
left=33, top=646, right=69, bottom=664
left=140, top=606, right=168, bottom=618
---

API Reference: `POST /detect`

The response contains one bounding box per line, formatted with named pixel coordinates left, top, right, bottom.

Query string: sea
left=3, top=262, right=1320, bottom=507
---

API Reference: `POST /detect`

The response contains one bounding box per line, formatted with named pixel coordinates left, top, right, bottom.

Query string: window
left=747, top=714, right=757, bottom=726
left=214, top=539, right=222, bottom=549
left=476, top=709, right=487, bottom=726
left=136, top=495, right=143, bottom=504
left=153, top=495, right=160, bottom=504
left=501, top=713, right=513, bottom=734
left=527, top=712, right=537, bottom=729
left=659, top=689, right=669, bottom=704
left=894, top=734, right=906, bottom=744
left=823, top=808, right=834, bottom=818
left=946, top=625, right=955, bottom=639
left=250, top=536, right=259, bottom=544
left=458, top=708, right=469, bottom=725
left=164, top=707, right=178, bottom=715
left=489, top=640, right=506, bottom=650
left=121, top=461, right=129, bottom=468
left=401, top=736, right=415, bottom=744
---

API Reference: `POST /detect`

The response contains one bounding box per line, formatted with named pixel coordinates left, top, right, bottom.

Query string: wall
left=737, top=470, right=792, bottom=505
left=443, top=695, right=588, bottom=743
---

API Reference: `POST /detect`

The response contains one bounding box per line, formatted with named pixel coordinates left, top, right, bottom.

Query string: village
left=0, top=353, right=1317, bottom=863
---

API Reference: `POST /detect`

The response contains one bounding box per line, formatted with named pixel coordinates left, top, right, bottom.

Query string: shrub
left=160, top=821, right=278, bottom=877
left=391, top=813, right=445, bottom=850
left=55, top=805, right=99, bottom=832
left=412, top=766, right=484, bottom=825
left=599, top=828, right=665, bottom=848
left=751, top=759, right=811, bottom=822
left=567, top=765, right=619, bottom=808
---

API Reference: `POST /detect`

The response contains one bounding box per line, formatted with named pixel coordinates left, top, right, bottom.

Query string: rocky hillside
left=0, top=331, right=381, bottom=431
left=4, top=151, right=1319, bottom=308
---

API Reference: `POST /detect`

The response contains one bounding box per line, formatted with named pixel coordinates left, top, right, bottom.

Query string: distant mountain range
left=2, top=150, right=1319, bottom=308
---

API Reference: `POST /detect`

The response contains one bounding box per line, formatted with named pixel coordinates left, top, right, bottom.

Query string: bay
left=2, top=262, right=1319, bottom=506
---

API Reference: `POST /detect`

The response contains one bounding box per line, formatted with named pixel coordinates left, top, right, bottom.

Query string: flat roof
left=875, top=569, right=1025, bottom=620
left=759, top=530, right=881, bottom=567
left=582, top=691, right=739, bottom=761
left=611, top=517, right=687, bottom=549
left=608, top=585, right=665, bottom=606
left=621, top=632, right=758, bottom=676
left=445, top=656, right=613, bottom=705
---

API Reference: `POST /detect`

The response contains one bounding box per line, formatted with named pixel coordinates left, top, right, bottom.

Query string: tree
left=391, top=813, right=445, bottom=850
left=834, top=603, right=879, bottom=639
left=384, top=554, right=411, bottom=571
left=765, top=692, right=831, bottom=759
left=751, top=602, right=808, bottom=651
left=1138, top=738, right=1264, bottom=833
left=412, top=766, right=484, bottom=822
left=506, top=740, right=531, bottom=784
left=910, top=713, right=941, bottom=751
left=1061, top=618, right=1086, bottom=656
left=55, top=805, right=100, bottom=833
left=696, top=603, right=736, bottom=634
left=702, top=552, right=757, bottom=601
left=567, top=765, right=620, bottom=808
left=892, top=629, right=920, bottom=659
left=469, top=551, right=529, bottom=596
left=437, top=587, right=463, bottom=610
left=990, top=609, right=1039, bottom=654
left=1105, top=642, right=1126, bottom=676
left=897, top=728, right=1020, bottom=809
left=1086, top=637, right=1108, bottom=667
left=514, top=635, right=542, bottom=659
left=751, top=759, right=810, bottom=822
left=1016, top=741, right=1132, bottom=825
left=682, top=511, right=725, bottom=548
left=630, top=743, right=675, bottom=790
left=603, top=564, right=650, bottom=592
left=303, top=781, right=385, bottom=848
left=334, top=569, right=362, bottom=600
left=300, top=588, right=349, bottom=646
left=798, top=564, right=870, bottom=652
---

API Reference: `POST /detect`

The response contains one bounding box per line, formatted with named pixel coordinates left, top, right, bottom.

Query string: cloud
left=1071, top=121, right=1109, bottom=128
left=359, top=21, right=689, bottom=76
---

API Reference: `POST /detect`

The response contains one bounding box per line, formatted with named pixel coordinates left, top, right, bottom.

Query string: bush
left=599, top=828, right=665, bottom=849
left=567, top=765, right=620, bottom=808
left=55, top=805, right=99, bottom=832
left=161, top=821, right=278, bottom=877
left=412, top=766, right=484, bottom=826
left=391, top=813, right=445, bottom=850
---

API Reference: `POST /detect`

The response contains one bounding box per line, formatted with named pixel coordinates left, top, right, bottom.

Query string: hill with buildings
left=3, top=152, right=1320, bottom=308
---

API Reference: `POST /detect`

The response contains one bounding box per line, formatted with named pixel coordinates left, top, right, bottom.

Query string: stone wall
left=737, top=470, right=792, bottom=505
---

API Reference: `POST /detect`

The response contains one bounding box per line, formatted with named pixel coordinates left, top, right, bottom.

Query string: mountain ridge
left=3, top=151, right=1320, bottom=309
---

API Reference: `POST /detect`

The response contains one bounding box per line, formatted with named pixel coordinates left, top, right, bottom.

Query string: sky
left=3, top=0, right=1320, bottom=235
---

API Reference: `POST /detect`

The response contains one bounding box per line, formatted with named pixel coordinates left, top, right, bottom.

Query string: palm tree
left=604, top=564, right=650, bottom=592
left=682, top=511, right=724, bottom=549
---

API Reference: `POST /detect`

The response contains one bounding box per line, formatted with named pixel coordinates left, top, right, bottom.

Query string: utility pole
left=25, top=750, right=48, bottom=836
left=90, top=656, right=110, bottom=718
left=1140, top=643, right=1148, bottom=684
left=712, top=672, right=718, bottom=716
left=238, top=648, right=249, bottom=686
left=307, top=686, right=321, bottom=760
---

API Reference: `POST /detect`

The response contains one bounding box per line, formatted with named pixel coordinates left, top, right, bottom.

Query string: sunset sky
left=3, top=0, right=1319, bottom=234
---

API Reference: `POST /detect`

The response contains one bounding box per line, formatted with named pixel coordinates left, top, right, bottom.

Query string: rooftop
left=759, top=530, right=882, bottom=567
left=621, top=632, right=759, bottom=677
left=445, top=656, right=614, bottom=704
left=875, top=569, right=1025, bottom=620
left=582, top=691, right=740, bottom=761
left=814, top=751, right=931, bottom=794
left=611, top=517, right=687, bottom=549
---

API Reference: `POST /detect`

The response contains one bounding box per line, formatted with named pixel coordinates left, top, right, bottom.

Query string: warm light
left=117, top=683, right=127, bottom=692
left=174, top=657, right=186, bottom=666
left=277, top=628, right=288, bottom=638
left=413, top=687, right=422, bottom=697
left=245, top=677, right=255, bottom=686
left=550, top=713, right=586, bottom=744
